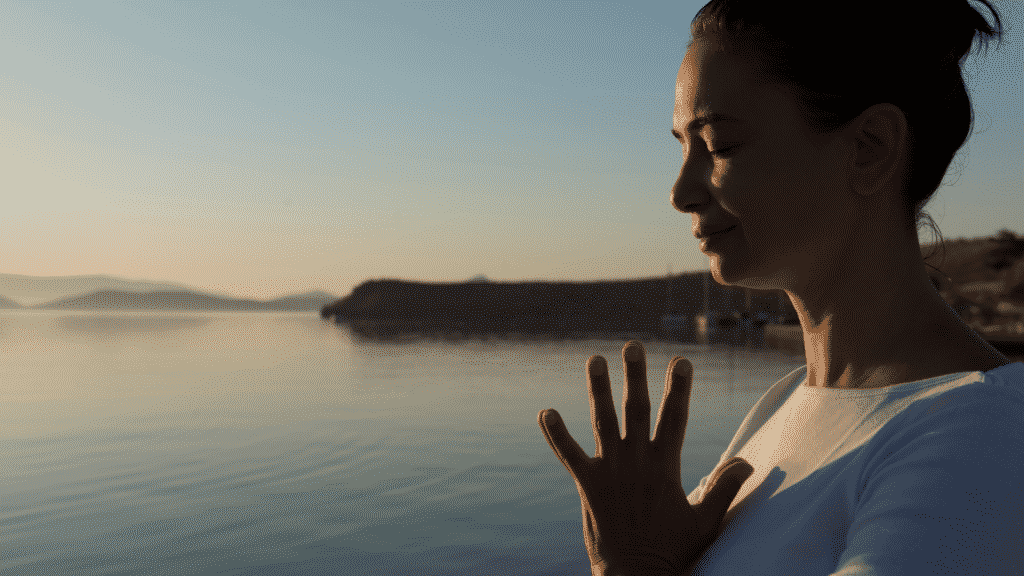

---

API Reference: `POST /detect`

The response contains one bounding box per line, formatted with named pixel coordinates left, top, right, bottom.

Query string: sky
left=2, top=1, right=1021, bottom=301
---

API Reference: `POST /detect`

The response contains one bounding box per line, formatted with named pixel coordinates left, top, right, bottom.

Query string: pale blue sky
left=2, top=1, right=1020, bottom=300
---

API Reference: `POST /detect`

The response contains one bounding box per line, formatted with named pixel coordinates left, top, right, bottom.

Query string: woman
left=537, top=1, right=1023, bottom=574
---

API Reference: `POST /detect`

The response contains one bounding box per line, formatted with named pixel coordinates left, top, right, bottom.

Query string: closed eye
left=709, top=145, right=737, bottom=158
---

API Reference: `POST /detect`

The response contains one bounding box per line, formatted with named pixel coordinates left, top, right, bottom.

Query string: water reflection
left=331, top=316, right=773, bottom=352
left=53, top=315, right=210, bottom=335
left=3, top=309, right=807, bottom=576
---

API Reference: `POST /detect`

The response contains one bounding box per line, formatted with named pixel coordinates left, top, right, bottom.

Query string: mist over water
left=1, top=310, right=805, bottom=575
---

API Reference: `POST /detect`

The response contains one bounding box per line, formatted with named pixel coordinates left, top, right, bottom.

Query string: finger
left=538, top=409, right=592, bottom=476
left=587, top=355, right=620, bottom=458
left=693, top=457, right=755, bottom=528
left=653, top=357, right=694, bottom=454
left=622, top=341, right=651, bottom=444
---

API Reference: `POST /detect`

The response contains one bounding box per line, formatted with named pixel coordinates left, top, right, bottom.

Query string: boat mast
left=665, top=264, right=673, bottom=315
left=703, top=268, right=709, bottom=319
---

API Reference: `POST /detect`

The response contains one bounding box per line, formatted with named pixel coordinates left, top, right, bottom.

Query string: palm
left=538, top=341, right=753, bottom=575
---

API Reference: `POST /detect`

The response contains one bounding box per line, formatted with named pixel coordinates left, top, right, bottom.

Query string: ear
left=848, top=103, right=909, bottom=198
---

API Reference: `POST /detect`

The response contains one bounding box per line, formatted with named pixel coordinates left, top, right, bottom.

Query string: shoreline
left=331, top=317, right=1024, bottom=363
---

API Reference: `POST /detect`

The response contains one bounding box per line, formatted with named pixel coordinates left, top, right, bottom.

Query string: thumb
left=693, top=457, right=754, bottom=530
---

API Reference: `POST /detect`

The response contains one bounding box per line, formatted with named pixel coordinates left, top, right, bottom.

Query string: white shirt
left=687, top=361, right=1024, bottom=575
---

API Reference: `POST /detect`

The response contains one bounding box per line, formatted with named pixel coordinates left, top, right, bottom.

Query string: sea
left=0, top=309, right=807, bottom=575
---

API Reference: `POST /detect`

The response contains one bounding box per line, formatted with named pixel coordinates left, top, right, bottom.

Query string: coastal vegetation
left=321, top=230, right=1024, bottom=340
left=320, top=274, right=793, bottom=338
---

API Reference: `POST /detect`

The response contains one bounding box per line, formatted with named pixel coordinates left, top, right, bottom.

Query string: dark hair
left=688, top=0, right=1004, bottom=279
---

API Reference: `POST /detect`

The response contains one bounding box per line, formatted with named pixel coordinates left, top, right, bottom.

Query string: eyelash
left=675, top=138, right=737, bottom=158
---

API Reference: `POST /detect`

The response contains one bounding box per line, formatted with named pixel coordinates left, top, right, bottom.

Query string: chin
left=709, top=255, right=745, bottom=286
left=708, top=254, right=779, bottom=291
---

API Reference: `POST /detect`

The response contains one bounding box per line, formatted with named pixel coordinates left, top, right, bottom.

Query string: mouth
left=704, top=225, right=736, bottom=238
left=698, top=225, right=737, bottom=251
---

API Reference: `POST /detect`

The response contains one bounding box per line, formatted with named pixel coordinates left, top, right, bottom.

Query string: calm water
left=0, top=310, right=806, bottom=575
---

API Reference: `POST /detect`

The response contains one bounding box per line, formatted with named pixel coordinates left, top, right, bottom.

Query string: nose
left=670, top=148, right=709, bottom=214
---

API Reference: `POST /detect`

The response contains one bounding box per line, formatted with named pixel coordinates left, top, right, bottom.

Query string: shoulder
left=904, top=360, right=1024, bottom=419
left=840, top=363, right=1024, bottom=573
left=863, top=362, right=1024, bottom=478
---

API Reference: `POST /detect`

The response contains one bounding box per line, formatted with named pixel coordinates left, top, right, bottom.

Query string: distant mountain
left=0, top=273, right=218, bottom=307
left=0, top=294, right=23, bottom=309
left=30, top=289, right=337, bottom=312
left=0, top=274, right=337, bottom=311
left=263, top=291, right=338, bottom=310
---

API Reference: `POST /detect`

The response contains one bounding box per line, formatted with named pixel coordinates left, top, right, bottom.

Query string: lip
left=698, top=225, right=737, bottom=251
left=694, top=225, right=737, bottom=239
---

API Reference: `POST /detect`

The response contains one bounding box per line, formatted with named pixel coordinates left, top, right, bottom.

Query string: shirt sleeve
left=832, top=384, right=1024, bottom=575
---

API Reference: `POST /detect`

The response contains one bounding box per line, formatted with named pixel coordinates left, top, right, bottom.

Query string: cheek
left=720, top=147, right=814, bottom=244
left=710, top=154, right=770, bottom=217
left=708, top=161, right=730, bottom=189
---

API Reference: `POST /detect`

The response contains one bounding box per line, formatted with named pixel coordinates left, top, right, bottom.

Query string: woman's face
left=671, top=42, right=857, bottom=291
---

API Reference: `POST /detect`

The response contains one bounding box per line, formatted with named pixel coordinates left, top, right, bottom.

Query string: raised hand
left=538, top=340, right=754, bottom=576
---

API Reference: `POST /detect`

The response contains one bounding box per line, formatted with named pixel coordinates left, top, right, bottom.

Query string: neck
left=784, top=233, right=1007, bottom=389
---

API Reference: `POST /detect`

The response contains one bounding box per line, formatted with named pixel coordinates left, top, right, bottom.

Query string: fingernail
left=726, top=458, right=753, bottom=477
left=623, top=341, right=644, bottom=362
left=588, top=356, right=607, bottom=376
left=672, top=358, right=691, bottom=378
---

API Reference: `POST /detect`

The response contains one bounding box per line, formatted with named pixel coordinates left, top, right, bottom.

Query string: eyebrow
left=671, top=113, right=742, bottom=140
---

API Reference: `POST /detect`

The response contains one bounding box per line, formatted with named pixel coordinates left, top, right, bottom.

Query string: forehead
left=673, top=46, right=765, bottom=129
